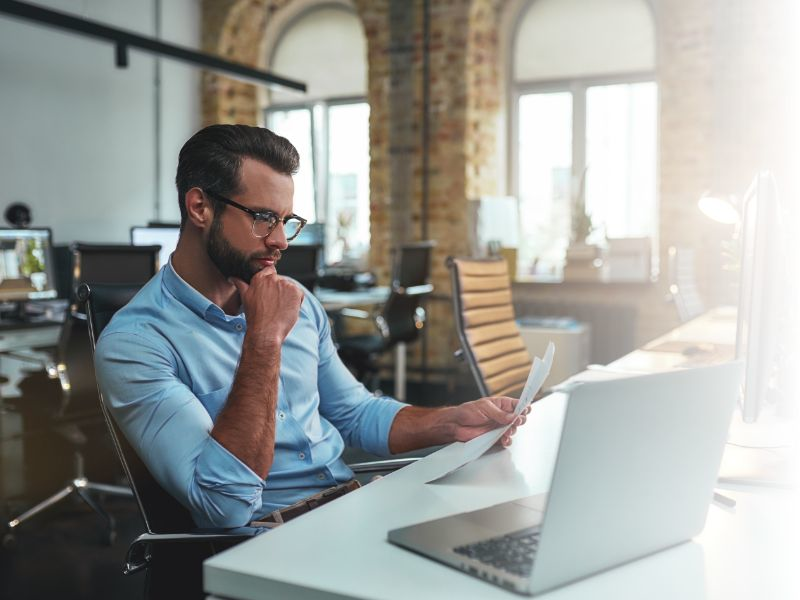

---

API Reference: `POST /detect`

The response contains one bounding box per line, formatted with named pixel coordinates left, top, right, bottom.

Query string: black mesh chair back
left=70, top=243, right=161, bottom=309
left=79, top=283, right=196, bottom=534
left=57, top=244, right=161, bottom=417
left=392, top=241, right=435, bottom=289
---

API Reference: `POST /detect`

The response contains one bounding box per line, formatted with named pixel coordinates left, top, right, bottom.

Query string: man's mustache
left=253, top=250, right=282, bottom=261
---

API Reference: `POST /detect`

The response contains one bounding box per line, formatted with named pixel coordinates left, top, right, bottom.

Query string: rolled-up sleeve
left=94, top=331, right=265, bottom=528
left=311, top=297, right=407, bottom=456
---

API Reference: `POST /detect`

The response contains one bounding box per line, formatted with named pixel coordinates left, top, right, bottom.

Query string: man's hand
left=230, top=269, right=304, bottom=344
left=388, top=397, right=531, bottom=454
left=446, top=396, right=530, bottom=447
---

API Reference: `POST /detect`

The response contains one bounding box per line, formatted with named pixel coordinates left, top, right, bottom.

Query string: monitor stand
left=717, top=406, right=797, bottom=489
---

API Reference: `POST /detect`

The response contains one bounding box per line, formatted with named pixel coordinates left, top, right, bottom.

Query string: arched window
left=511, top=0, right=657, bottom=280
left=264, top=4, right=369, bottom=265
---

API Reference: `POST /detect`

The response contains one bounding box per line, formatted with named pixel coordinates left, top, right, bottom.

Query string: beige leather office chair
left=447, top=257, right=532, bottom=398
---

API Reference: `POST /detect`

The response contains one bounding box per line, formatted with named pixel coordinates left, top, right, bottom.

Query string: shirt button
left=235, top=323, right=243, bottom=331
left=298, top=452, right=305, bottom=460
left=278, top=411, right=285, bottom=420
left=317, top=473, right=325, bottom=480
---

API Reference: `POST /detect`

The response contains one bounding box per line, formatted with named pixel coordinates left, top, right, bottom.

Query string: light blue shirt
left=94, top=262, right=406, bottom=528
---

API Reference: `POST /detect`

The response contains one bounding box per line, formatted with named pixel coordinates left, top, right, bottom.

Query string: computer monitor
left=130, top=224, right=181, bottom=269
left=735, top=172, right=785, bottom=424
left=292, top=222, right=325, bottom=247
left=0, top=228, right=58, bottom=304
left=277, top=244, right=322, bottom=291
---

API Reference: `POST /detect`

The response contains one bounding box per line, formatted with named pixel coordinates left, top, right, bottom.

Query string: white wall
left=268, top=5, right=366, bottom=104
left=0, top=0, right=200, bottom=244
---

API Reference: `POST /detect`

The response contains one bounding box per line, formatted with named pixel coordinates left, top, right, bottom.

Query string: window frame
left=265, top=95, right=367, bottom=223
left=510, top=70, right=658, bottom=281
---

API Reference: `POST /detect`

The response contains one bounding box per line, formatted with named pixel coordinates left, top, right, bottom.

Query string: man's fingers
left=229, top=277, right=248, bottom=296
left=481, top=399, right=516, bottom=424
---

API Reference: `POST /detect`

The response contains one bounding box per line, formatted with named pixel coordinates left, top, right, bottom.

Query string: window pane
left=517, top=92, right=573, bottom=278
left=585, top=82, right=658, bottom=239
left=327, top=102, right=370, bottom=265
left=266, top=108, right=316, bottom=221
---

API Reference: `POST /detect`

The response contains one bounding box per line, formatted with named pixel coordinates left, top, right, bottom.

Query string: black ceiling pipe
left=0, top=0, right=306, bottom=92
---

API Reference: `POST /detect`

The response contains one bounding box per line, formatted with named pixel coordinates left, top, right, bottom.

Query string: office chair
left=78, top=283, right=417, bottom=579
left=447, top=256, right=532, bottom=398
left=334, top=241, right=435, bottom=400
left=5, top=244, right=161, bottom=545
left=276, top=243, right=322, bottom=291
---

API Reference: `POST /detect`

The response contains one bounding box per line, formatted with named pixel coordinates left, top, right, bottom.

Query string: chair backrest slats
left=447, top=257, right=531, bottom=398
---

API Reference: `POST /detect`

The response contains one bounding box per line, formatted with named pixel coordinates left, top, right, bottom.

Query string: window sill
left=512, top=276, right=656, bottom=288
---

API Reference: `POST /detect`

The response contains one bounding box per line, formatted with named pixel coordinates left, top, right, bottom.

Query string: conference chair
left=79, top=283, right=417, bottom=580
left=5, top=244, right=161, bottom=545
left=334, top=241, right=435, bottom=400
left=447, top=256, right=532, bottom=398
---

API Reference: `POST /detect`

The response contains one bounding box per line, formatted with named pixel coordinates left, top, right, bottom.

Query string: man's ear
left=184, top=188, right=213, bottom=229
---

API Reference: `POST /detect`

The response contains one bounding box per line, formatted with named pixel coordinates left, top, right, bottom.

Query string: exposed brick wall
left=200, top=0, right=797, bottom=379
left=201, top=0, right=292, bottom=125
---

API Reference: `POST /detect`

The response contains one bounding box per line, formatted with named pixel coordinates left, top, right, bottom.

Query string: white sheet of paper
left=425, top=341, right=555, bottom=483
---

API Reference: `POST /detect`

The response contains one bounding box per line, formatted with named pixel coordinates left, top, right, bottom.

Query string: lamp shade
left=698, top=193, right=740, bottom=225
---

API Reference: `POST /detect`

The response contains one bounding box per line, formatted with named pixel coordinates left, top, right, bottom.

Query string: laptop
left=388, top=361, right=743, bottom=595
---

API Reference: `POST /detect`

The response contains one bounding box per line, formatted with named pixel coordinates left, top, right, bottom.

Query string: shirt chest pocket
left=195, top=386, right=231, bottom=422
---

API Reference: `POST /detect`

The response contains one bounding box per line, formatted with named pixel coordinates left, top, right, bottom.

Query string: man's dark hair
left=175, top=124, right=299, bottom=227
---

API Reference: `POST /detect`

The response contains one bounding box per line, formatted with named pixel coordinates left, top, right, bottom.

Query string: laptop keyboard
left=453, top=527, right=540, bottom=577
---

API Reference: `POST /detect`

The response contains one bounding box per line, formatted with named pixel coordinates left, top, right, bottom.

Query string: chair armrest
left=124, top=527, right=266, bottom=575
left=338, top=307, right=372, bottom=320
left=396, top=283, right=434, bottom=296
left=348, top=457, right=420, bottom=474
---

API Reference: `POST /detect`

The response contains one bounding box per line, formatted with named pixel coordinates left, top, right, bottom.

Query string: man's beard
left=206, top=216, right=280, bottom=283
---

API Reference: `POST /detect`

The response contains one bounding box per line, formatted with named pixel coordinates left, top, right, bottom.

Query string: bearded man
left=94, top=124, right=527, bottom=528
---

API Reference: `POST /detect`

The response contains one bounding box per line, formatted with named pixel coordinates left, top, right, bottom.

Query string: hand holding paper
left=425, top=342, right=555, bottom=483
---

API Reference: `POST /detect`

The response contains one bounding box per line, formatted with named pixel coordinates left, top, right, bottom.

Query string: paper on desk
left=425, top=342, right=555, bottom=483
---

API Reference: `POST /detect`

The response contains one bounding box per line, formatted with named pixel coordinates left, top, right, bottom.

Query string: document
left=425, top=342, right=555, bottom=483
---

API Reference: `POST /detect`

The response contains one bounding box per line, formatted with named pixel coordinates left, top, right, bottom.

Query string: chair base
left=6, top=476, right=133, bottom=545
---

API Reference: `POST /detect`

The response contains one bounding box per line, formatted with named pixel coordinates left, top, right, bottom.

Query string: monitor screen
left=736, top=172, right=784, bottom=423
left=131, top=225, right=180, bottom=269
left=0, top=228, right=58, bottom=301
left=277, top=244, right=321, bottom=290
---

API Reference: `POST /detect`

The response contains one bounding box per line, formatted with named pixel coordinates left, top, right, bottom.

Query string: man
left=95, top=124, right=527, bottom=529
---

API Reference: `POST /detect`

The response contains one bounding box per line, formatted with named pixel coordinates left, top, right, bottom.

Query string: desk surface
left=204, top=396, right=798, bottom=599
left=314, top=286, right=390, bottom=311
left=205, top=307, right=799, bottom=599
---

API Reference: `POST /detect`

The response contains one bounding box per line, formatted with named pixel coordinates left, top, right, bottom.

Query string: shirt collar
left=162, top=258, right=243, bottom=323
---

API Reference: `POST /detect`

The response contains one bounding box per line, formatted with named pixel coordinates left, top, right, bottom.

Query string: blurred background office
left=0, top=0, right=798, bottom=598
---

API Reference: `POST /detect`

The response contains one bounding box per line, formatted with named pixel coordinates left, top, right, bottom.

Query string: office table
left=204, top=393, right=797, bottom=599
left=314, top=286, right=390, bottom=312
left=205, top=306, right=798, bottom=599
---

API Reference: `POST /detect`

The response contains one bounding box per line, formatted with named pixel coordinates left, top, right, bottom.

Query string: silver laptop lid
left=529, top=361, right=743, bottom=594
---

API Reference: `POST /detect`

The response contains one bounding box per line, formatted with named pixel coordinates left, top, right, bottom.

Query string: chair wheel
left=2, top=532, right=16, bottom=550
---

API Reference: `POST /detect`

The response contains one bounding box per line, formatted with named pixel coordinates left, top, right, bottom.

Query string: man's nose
left=265, top=222, right=289, bottom=250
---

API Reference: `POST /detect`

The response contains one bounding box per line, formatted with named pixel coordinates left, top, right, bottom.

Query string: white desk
left=314, top=286, right=390, bottom=312
left=205, top=307, right=798, bottom=599
left=204, top=385, right=798, bottom=599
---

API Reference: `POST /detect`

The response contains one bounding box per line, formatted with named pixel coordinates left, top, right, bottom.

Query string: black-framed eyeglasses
left=204, top=190, right=307, bottom=242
